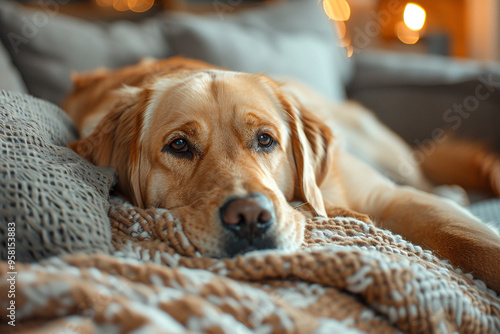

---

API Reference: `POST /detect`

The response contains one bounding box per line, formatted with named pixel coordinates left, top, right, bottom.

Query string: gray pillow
left=165, top=0, right=351, bottom=103
left=0, top=1, right=171, bottom=104
left=0, top=90, right=115, bottom=262
left=0, top=40, right=27, bottom=93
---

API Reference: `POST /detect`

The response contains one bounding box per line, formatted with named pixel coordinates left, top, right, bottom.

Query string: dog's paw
left=325, top=206, right=372, bottom=224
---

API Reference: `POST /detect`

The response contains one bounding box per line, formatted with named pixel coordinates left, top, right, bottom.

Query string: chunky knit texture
left=0, top=91, right=115, bottom=261
left=1, top=197, right=499, bottom=333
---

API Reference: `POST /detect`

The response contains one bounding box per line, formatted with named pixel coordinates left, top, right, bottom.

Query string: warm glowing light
left=128, top=0, right=154, bottom=12
left=335, top=20, right=347, bottom=40
left=113, top=0, right=129, bottom=11
left=396, top=21, right=420, bottom=44
left=346, top=45, right=354, bottom=57
left=404, top=3, right=426, bottom=31
left=338, top=34, right=351, bottom=48
left=96, top=0, right=113, bottom=7
left=323, top=0, right=351, bottom=21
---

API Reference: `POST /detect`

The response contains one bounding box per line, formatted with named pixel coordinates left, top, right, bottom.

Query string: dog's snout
left=220, top=193, right=275, bottom=242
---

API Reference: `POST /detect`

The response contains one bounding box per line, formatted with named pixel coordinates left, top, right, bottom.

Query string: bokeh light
left=100, top=0, right=154, bottom=12
left=128, top=0, right=154, bottom=13
left=323, top=0, right=351, bottom=21
left=404, top=3, right=426, bottom=31
left=397, top=21, right=420, bottom=44
left=335, top=20, right=347, bottom=40
left=96, top=0, right=113, bottom=7
left=113, top=0, right=129, bottom=11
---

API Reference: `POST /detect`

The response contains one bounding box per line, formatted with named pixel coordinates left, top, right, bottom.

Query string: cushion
left=165, top=0, right=351, bottom=103
left=0, top=41, right=27, bottom=93
left=0, top=1, right=171, bottom=105
left=0, top=90, right=115, bottom=262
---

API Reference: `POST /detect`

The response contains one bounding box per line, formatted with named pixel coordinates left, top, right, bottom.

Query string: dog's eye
left=169, top=138, right=188, bottom=152
left=257, top=133, right=274, bottom=149
left=163, top=137, right=193, bottom=159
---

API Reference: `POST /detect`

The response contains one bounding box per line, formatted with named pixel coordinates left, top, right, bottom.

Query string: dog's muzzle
left=220, top=193, right=277, bottom=256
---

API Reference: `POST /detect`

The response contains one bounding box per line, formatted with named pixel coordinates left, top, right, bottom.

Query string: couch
left=1, top=1, right=499, bottom=332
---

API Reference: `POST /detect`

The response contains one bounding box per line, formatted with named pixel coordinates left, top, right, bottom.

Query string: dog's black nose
left=220, top=193, right=275, bottom=243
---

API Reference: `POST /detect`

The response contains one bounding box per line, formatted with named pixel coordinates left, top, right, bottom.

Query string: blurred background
left=10, top=0, right=500, bottom=61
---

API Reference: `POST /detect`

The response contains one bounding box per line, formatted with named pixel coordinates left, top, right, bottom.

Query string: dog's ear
left=69, top=86, right=149, bottom=208
left=279, top=94, right=336, bottom=218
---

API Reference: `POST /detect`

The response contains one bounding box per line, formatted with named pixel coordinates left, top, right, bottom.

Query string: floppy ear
left=69, top=87, right=149, bottom=208
left=279, top=94, right=336, bottom=218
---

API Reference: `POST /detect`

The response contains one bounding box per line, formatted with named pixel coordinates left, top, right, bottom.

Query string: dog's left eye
left=169, top=138, right=188, bottom=152
left=163, top=137, right=193, bottom=159
left=257, top=133, right=275, bottom=149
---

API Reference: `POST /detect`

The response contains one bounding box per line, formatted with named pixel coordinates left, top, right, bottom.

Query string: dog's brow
left=246, top=112, right=280, bottom=131
left=246, top=112, right=276, bottom=126
left=162, top=120, right=201, bottom=142
left=179, top=120, right=200, bottom=133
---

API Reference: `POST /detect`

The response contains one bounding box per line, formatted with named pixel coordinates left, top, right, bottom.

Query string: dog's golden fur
left=64, top=57, right=500, bottom=293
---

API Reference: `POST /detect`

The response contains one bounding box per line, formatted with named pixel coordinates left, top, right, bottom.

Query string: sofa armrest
left=346, top=51, right=496, bottom=89
left=347, top=51, right=500, bottom=151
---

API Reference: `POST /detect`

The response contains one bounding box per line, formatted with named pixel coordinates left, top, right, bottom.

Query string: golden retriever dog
left=63, top=57, right=500, bottom=293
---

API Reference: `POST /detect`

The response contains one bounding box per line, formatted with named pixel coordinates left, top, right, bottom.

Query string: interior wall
left=466, top=0, right=499, bottom=61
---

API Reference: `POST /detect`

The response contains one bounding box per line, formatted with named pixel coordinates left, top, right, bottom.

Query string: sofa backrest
left=0, top=0, right=352, bottom=105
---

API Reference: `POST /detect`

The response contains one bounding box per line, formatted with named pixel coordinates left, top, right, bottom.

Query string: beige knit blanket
left=1, top=198, right=499, bottom=333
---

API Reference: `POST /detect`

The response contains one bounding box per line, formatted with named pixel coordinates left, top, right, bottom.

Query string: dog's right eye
left=169, top=138, right=188, bottom=152
left=163, top=137, right=193, bottom=159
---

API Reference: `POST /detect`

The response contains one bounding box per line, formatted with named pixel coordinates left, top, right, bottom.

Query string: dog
left=63, top=57, right=500, bottom=293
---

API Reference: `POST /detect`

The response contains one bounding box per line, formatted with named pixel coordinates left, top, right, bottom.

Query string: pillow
left=0, top=90, right=115, bottom=262
left=0, top=40, right=27, bottom=93
left=165, top=0, right=351, bottom=103
left=0, top=1, right=172, bottom=104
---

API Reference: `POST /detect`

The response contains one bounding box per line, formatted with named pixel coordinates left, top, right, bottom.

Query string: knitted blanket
left=1, top=198, right=499, bottom=334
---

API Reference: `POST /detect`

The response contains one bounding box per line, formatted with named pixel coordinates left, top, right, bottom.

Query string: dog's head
left=70, top=69, right=335, bottom=257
